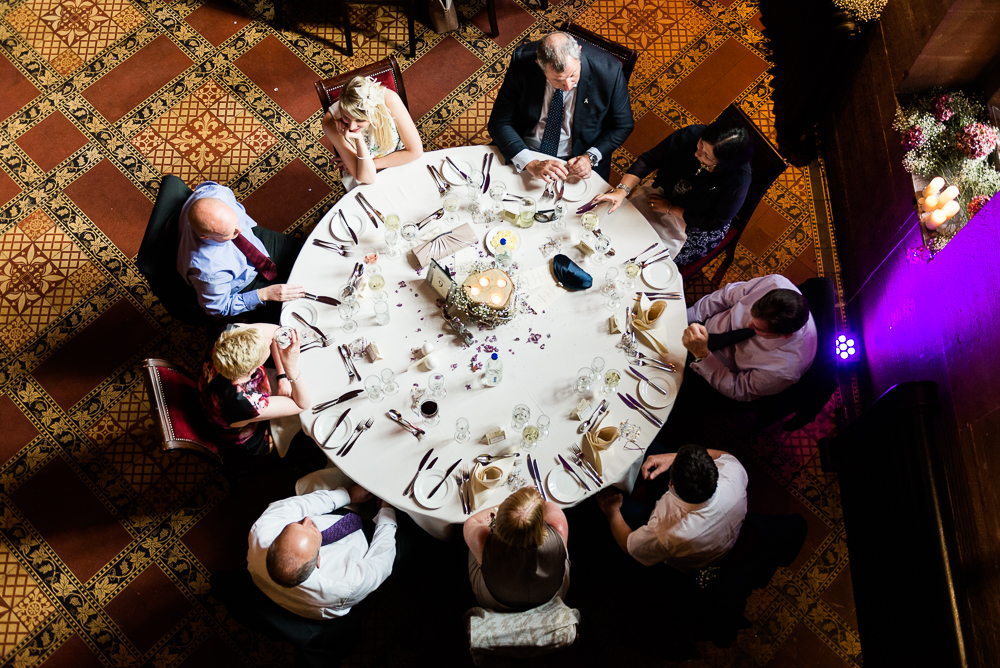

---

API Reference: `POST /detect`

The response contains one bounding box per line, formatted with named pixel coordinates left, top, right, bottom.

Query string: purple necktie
left=232, top=232, right=278, bottom=281
left=320, top=512, right=362, bottom=545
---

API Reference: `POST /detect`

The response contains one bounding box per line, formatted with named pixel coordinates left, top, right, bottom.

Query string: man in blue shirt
left=177, top=182, right=304, bottom=318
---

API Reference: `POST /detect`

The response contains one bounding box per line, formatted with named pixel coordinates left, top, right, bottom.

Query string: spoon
left=474, top=453, right=521, bottom=465
left=388, top=409, right=425, bottom=438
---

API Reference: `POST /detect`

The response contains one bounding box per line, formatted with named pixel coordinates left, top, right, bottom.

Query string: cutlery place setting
left=354, top=192, right=383, bottom=228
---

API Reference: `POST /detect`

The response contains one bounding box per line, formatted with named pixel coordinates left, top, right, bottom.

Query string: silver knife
left=557, top=454, right=591, bottom=492
left=321, top=408, right=350, bottom=448
left=427, top=165, right=446, bottom=194
left=343, top=346, right=361, bottom=380
left=483, top=153, right=493, bottom=192
left=628, top=365, right=669, bottom=396
left=357, top=192, right=383, bottom=223
left=404, top=448, right=434, bottom=496
left=337, top=345, right=357, bottom=381
left=339, top=210, right=359, bottom=245
left=445, top=156, right=469, bottom=181
left=578, top=399, right=608, bottom=434
left=575, top=453, right=603, bottom=486
left=619, top=392, right=663, bottom=428
left=292, top=311, right=328, bottom=342
left=533, top=457, right=548, bottom=501
left=312, top=388, right=364, bottom=412
left=428, top=459, right=462, bottom=498
left=353, top=193, right=380, bottom=228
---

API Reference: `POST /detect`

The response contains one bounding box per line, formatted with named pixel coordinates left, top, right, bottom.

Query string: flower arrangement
left=893, top=89, right=1000, bottom=245
left=833, top=0, right=889, bottom=22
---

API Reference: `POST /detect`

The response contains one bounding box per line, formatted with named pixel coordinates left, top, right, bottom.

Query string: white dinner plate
left=329, top=211, right=367, bottom=244
left=642, top=259, right=679, bottom=289
left=310, top=410, right=353, bottom=450
left=638, top=373, right=678, bottom=409
left=546, top=467, right=585, bottom=504
left=485, top=228, right=520, bottom=256
left=441, top=159, right=474, bottom=186
left=560, top=176, right=591, bottom=203
left=414, top=469, right=456, bottom=509
left=280, top=301, right=319, bottom=339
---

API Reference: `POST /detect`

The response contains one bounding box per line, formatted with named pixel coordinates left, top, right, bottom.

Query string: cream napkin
left=470, top=457, right=517, bottom=511
left=631, top=294, right=671, bottom=356
left=411, top=223, right=478, bottom=268
left=582, top=423, right=619, bottom=477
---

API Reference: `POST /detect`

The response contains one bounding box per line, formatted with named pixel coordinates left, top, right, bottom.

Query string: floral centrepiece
left=447, top=262, right=520, bottom=329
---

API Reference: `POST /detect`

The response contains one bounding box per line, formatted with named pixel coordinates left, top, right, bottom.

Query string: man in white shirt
left=487, top=31, right=634, bottom=183
left=247, top=485, right=397, bottom=619
left=597, top=445, right=748, bottom=571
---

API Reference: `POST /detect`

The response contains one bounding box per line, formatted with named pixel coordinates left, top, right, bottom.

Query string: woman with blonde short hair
left=199, top=323, right=310, bottom=456
left=321, top=75, right=422, bottom=189
left=464, top=487, right=571, bottom=611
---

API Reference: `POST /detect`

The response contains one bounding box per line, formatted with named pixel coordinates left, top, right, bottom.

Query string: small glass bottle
left=496, top=238, right=513, bottom=272
left=483, top=352, right=503, bottom=387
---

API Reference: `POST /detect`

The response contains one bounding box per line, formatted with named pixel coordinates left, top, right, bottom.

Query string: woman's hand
left=277, top=329, right=300, bottom=378
left=647, top=194, right=674, bottom=214
left=641, top=453, right=676, bottom=481
left=277, top=378, right=292, bottom=397
left=593, top=188, right=628, bottom=213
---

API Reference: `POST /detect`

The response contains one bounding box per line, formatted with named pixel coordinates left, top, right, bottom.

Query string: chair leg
left=342, top=2, right=353, bottom=56
left=486, top=0, right=499, bottom=37
left=406, top=0, right=416, bottom=58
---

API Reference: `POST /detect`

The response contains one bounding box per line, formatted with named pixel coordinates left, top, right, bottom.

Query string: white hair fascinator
left=356, top=76, right=387, bottom=119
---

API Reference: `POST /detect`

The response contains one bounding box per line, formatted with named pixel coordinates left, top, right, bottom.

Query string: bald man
left=177, top=181, right=304, bottom=318
left=247, top=485, right=397, bottom=619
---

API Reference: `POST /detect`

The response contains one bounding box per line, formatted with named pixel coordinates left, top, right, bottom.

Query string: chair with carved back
left=142, top=358, right=223, bottom=467
left=559, top=21, right=638, bottom=83
left=315, top=55, right=408, bottom=116
left=275, top=1, right=413, bottom=58
left=678, top=103, right=789, bottom=280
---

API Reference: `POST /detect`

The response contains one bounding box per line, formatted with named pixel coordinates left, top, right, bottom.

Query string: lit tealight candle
left=924, top=176, right=945, bottom=197
left=942, top=200, right=960, bottom=218
left=479, top=277, right=490, bottom=287
left=470, top=287, right=480, bottom=296
left=497, top=279, right=507, bottom=288
left=922, top=194, right=939, bottom=212
left=491, top=294, right=502, bottom=305
left=937, top=185, right=960, bottom=204
left=926, top=209, right=947, bottom=230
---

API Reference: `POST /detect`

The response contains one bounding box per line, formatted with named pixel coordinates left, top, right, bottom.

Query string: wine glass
left=364, top=246, right=379, bottom=265
left=511, top=404, right=531, bottom=430
left=536, top=414, right=551, bottom=441
left=488, top=182, right=507, bottom=221
left=591, top=357, right=605, bottom=377
left=420, top=400, right=440, bottom=428
left=520, top=424, right=539, bottom=452
left=401, top=222, right=417, bottom=247
left=380, top=368, right=399, bottom=395
left=365, top=375, right=383, bottom=403
left=428, top=373, right=446, bottom=399
left=443, top=193, right=460, bottom=224
left=384, top=228, right=401, bottom=259
left=455, top=417, right=471, bottom=444
left=602, top=369, right=621, bottom=396
left=384, top=213, right=401, bottom=232
left=623, top=259, right=641, bottom=290
left=518, top=197, right=535, bottom=229
left=368, top=271, right=386, bottom=294
left=466, top=171, right=484, bottom=204
left=551, top=202, right=567, bottom=232
left=273, top=326, right=294, bottom=349
left=339, top=303, right=358, bottom=333
left=601, top=268, right=619, bottom=296
left=581, top=212, right=599, bottom=234
left=575, top=367, right=593, bottom=396
left=591, top=233, right=611, bottom=265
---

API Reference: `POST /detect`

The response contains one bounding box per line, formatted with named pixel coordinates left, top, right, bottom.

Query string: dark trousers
left=619, top=438, right=675, bottom=530
left=649, top=364, right=748, bottom=453
left=240, top=227, right=304, bottom=322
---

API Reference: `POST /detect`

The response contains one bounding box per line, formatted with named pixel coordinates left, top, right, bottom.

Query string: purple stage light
left=836, top=334, right=859, bottom=361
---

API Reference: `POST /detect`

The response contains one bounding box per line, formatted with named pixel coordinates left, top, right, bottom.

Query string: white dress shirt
left=627, top=454, right=748, bottom=571
left=247, top=488, right=397, bottom=619
left=687, top=275, right=818, bottom=402
left=511, top=83, right=602, bottom=170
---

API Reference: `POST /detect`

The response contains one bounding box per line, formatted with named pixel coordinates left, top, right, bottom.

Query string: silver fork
left=313, top=239, right=356, bottom=257
left=300, top=335, right=336, bottom=352
left=454, top=470, right=467, bottom=513
left=339, top=417, right=373, bottom=456
left=540, top=181, right=554, bottom=201
left=569, top=445, right=603, bottom=485
left=631, top=357, right=676, bottom=373
left=462, top=465, right=471, bottom=513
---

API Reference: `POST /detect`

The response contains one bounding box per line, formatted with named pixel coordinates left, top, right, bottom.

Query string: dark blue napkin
left=552, top=254, right=592, bottom=291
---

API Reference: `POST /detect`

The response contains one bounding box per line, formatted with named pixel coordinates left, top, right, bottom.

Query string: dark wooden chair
left=142, top=358, right=223, bottom=466
left=137, top=176, right=211, bottom=325
left=678, top=103, right=789, bottom=280
left=315, top=55, right=408, bottom=113
left=275, top=1, right=414, bottom=58
left=560, top=21, right=638, bottom=83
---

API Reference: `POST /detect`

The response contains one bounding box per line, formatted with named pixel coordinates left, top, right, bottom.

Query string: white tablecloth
left=284, top=145, right=686, bottom=538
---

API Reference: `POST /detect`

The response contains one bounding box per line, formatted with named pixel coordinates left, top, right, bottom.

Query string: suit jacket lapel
left=571, top=53, right=592, bottom=149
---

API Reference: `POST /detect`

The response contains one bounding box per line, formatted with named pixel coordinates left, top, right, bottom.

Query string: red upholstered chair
left=560, top=21, right=638, bottom=83
left=678, top=103, right=789, bottom=281
left=142, top=359, right=223, bottom=466
left=315, top=55, right=408, bottom=113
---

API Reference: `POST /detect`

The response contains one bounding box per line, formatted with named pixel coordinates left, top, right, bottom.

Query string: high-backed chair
left=137, top=176, right=210, bottom=325
left=315, top=55, right=408, bottom=114
left=349, top=0, right=416, bottom=58
left=559, top=21, right=638, bottom=83
left=752, top=277, right=838, bottom=431
left=678, top=103, right=789, bottom=280
left=142, top=358, right=223, bottom=466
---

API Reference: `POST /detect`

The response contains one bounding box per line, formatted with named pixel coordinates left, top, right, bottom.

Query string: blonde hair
left=212, top=327, right=269, bottom=380
left=339, top=76, right=395, bottom=154
left=494, top=487, right=547, bottom=548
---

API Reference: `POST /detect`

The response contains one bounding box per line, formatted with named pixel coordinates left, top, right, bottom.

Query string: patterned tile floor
left=0, top=0, right=856, bottom=665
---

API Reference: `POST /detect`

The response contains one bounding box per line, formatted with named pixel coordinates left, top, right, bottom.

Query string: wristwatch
left=586, top=151, right=599, bottom=168
left=615, top=183, right=631, bottom=195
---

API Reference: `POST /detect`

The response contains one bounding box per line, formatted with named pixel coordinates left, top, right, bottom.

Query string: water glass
left=273, top=326, right=294, bottom=349
left=443, top=193, right=461, bottom=224
left=469, top=199, right=487, bottom=225
left=428, top=373, right=446, bottom=399
left=511, top=404, right=531, bottom=430
left=488, top=181, right=508, bottom=221
left=602, top=369, right=621, bottom=396
left=551, top=202, right=567, bottom=232
left=466, top=171, right=484, bottom=203
left=380, top=368, right=399, bottom=395
left=454, top=417, right=471, bottom=444
left=401, top=222, right=417, bottom=246
left=520, top=424, right=540, bottom=452
left=384, top=228, right=401, bottom=259
left=374, top=300, right=390, bottom=325
left=575, top=367, right=594, bottom=396
left=420, top=400, right=440, bottom=428
left=339, top=303, right=358, bottom=333
left=591, top=234, right=611, bottom=265
left=365, top=375, right=384, bottom=403
left=517, top=197, right=536, bottom=229
left=591, top=357, right=605, bottom=377
left=601, top=267, right=619, bottom=296
left=496, top=248, right=513, bottom=272
left=536, top=414, right=551, bottom=441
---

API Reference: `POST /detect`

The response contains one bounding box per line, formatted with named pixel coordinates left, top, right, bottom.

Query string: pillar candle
left=926, top=209, right=948, bottom=230
left=924, top=176, right=945, bottom=197
left=922, top=195, right=939, bottom=211
left=942, top=200, right=960, bottom=218
left=937, top=185, right=960, bottom=204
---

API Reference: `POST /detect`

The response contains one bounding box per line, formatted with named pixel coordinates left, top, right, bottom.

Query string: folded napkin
left=582, top=420, right=619, bottom=477
left=631, top=294, right=671, bottom=356
left=470, top=457, right=517, bottom=511
left=552, top=254, right=592, bottom=291
left=465, top=597, right=580, bottom=663
left=411, top=223, right=478, bottom=268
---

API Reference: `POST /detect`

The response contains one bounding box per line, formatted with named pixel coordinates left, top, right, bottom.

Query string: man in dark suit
left=488, top=31, right=634, bottom=183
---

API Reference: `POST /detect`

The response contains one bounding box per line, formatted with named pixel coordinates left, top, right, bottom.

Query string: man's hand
left=682, top=323, right=711, bottom=360
left=642, top=453, right=676, bottom=481
left=257, top=284, right=305, bottom=303
left=566, top=155, right=592, bottom=178
left=376, top=498, right=393, bottom=510
left=525, top=159, right=569, bottom=183
left=596, top=487, right=623, bottom=516
left=349, top=485, right=373, bottom=504
left=647, top=194, right=674, bottom=215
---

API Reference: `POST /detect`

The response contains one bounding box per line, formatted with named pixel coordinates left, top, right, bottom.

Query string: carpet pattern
left=0, top=0, right=856, bottom=665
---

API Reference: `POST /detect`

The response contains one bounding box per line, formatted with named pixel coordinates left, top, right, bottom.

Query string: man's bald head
left=266, top=517, right=322, bottom=588
left=188, top=197, right=240, bottom=242
left=536, top=32, right=581, bottom=74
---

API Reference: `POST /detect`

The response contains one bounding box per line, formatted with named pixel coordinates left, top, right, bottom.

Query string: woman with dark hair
left=463, top=487, right=570, bottom=611
left=594, top=119, right=753, bottom=265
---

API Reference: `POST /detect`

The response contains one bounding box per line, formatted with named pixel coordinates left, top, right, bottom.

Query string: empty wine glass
left=592, top=234, right=611, bottom=265
left=273, top=326, right=294, bottom=349
left=601, top=268, right=619, bottom=296
left=511, top=404, right=531, bottom=430
left=536, top=414, right=551, bottom=441
left=591, top=357, right=605, bottom=377
left=380, top=368, right=399, bottom=395
left=428, top=373, right=446, bottom=399
left=365, top=375, right=384, bottom=403
left=339, top=303, right=357, bottom=333
left=384, top=228, right=400, bottom=259
left=575, top=367, right=594, bottom=396
left=401, top=221, right=417, bottom=247
left=374, top=300, right=390, bottom=325
left=488, top=181, right=507, bottom=221
left=466, top=171, right=484, bottom=204
left=443, top=193, right=460, bottom=224
left=454, top=417, right=471, bottom=444
left=551, top=202, right=567, bottom=232
left=602, top=368, right=621, bottom=395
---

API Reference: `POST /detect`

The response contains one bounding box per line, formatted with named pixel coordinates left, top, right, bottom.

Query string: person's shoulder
left=580, top=42, right=624, bottom=71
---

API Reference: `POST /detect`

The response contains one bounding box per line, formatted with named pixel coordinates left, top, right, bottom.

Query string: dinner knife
left=303, top=292, right=342, bottom=306
left=341, top=345, right=361, bottom=379
left=480, top=153, right=488, bottom=186
left=427, top=458, right=462, bottom=499
left=337, top=345, right=357, bottom=381
left=312, top=388, right=365, bottom=412
left=628, top=365, right=669, bottom=396
left=404, top=448, right=434, bottom=496
left=576, top=188, right=614, bottom=214
left=292, top=312, right=328, bottom=342
left=557, top=454, right=591, bottom=492
left=339, top=210, right=359, bottom=245
left=533, top=457, right=548, bottom=501
left=357, top=192, right=383, bottom=226
left=427, top=457, right=438, bottom=471
left=641, top=249, right=672, bottom=267
left=445, top=156, right=469, bottom=182
left=483, top=153, right=493, bottom=192
left=340, top=418, right=372, bottom=456
left=427, top=165, right=446, bottom=194
left=574, top=453, right=603, bottom=486
left=320, top=408, right=350, bottom=448
left=627, top=242, right=659, bottom=264
left=618, top=392, right=663, bottom=428
left=354, top=193, right=380, bottom=228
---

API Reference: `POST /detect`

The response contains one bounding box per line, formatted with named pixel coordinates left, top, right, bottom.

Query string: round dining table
left=284, top=145, right=687, bottom=539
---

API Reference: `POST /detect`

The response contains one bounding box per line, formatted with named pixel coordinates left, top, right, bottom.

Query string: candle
left=497, top=279, right=507, bottom=288
left=490, top=294, right=502, bottom=305
left=926, top=209, right=947, bottom=230
left=937, top=185, right=960, bottom=204
left=479, top=277, right=490, bottom=287
left=942, top=200, right=960, bottom=217
left=922, top=195, right=939, bottom=212
left=924, top=176, right=945, bottom=197
left=470, top=286, right=480, bottom=296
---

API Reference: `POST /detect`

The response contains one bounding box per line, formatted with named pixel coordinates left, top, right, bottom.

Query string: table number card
left=426, top=259, right=455, bottom=299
